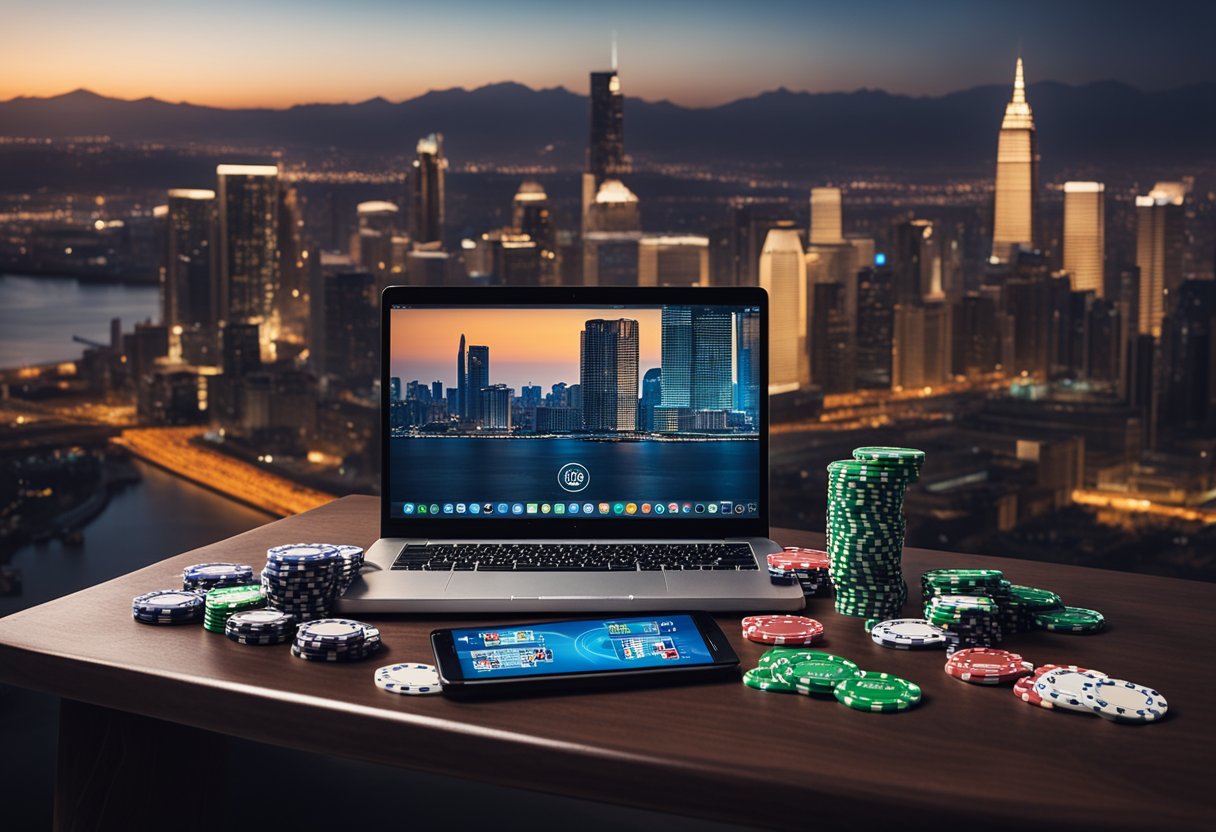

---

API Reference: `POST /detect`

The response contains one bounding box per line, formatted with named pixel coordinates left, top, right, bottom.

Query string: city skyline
left=3, top=1, right=1213, bottom=107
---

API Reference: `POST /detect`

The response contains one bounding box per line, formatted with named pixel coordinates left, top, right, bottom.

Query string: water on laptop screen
left=387, top=304, right=762, bottom=521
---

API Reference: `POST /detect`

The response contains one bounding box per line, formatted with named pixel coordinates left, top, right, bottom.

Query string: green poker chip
left=742, top=666, right=797, bottom=693
left=775, top=652, right=862, bottom=693
left=833, top=671, right=922, bottom=712
left=1034, top=606, right=1104, bottom=632
left=852, top=446, right=926, bottom=464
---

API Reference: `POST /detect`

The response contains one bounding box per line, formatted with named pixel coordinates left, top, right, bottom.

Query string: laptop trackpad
left=445, top=571, right=668, bottom=599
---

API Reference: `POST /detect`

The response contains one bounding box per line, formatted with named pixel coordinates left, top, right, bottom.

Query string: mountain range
left=0, top=81, right=1213, bottom=172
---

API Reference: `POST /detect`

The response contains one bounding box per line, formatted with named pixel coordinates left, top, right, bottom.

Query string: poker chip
left=292, top=618, right=382, bottom=662
left=944, top=648, right=1033, bottom=684
left=869, top=618, right=947, bottom=650
left=1034, top=606, right=1105, bottom=634
left=132, top=589, right=205, bottom=625
left=777, top=653, right=863, bottom=694
left=375, top=663, right=443, bottom=695
left=1033, top=667, right=1107, bottom=713
left=741, top=615, right=824, bottom=645
left=182, top=562, right=256, bottom=592
left=741, top=666, right=797, bottom=693
left=768, top=548, right=831, bottom=597
left=224, top=609, right=295, bottom=645
left=203, top=584, right=266, bottom=632
left=261, top=543, right=341, bottom=619
left=1078, top=677, right=1168, bottom=724
left=834, top=671, right=922, bottom=712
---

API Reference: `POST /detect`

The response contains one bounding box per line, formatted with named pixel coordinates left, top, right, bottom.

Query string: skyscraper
left=894, top=219, right=941, bottom=302
left=479, top=384, right=513, bottom=431
left=512, top=181, right=555, bottom=281
left=758, top=229, right=808, bottom=393
left=809, top=187, right=844, bottom=245
left=990, top=58, right=1039, bottom=263
left=322, top=271, right=377, bottom=384
left=1063, top=182, right=1105, bottom=297
left=638, top=368, right=662, bottom=432
left=466, top=345, right=490, bottom=424
left=1135, top=182, right=1186, bottom=337
left=638, top=236, right=709, bottom=286
left=735, top=308, right=761, bottom=425
left=456, top=333, right=466, bottom=419
left=216, top=164, right=279, bottom=338
left=809, top=282, right=854, bottom=394
left=855, top=267, right=895, bottom=389
left=580, top=318, right=639, bottom=432
left=411, top=134, right=446, bottom=246
left=588, top=68, right=626, bottom=186
left=659, top=306, right=691, bottom=407
left=164, top=188, right=216, bottom=330
left=690, top=308, right=733, bottom=410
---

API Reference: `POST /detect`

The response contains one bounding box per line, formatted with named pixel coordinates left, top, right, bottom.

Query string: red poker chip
left=946, top=660, right=1033, bottom=684
left=944, top=647, right=1026, bottom=676
left=742, top=615, right=825, bottom=645
left=770, top=549, right=830, bottom=572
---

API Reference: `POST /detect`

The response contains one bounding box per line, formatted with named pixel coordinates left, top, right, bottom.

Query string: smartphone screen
left=444, top=614, right=720, bottom=680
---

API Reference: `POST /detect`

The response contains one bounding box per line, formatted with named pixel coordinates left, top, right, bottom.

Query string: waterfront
left=0, top=272, right=159, bottom=368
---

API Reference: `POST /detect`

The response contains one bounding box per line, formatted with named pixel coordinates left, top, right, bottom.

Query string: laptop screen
left=385, top=302, right=762, bottom=522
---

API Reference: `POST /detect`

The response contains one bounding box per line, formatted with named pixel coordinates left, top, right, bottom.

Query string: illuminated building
left=951, top=292, right=1002, bottom=378
left=513, top=181, right=554, bottom=252
left=582, top=53, right=629, bottom=239
left=892, top=301, right=950, bottom=389
left=164, top=189, right=216, bottom=330
left=895, top=219, right=942, bottom=302
left=638, top=368, right=662, bottom=432
left=583, top=232, right=642, bottom=286
left=467, top=345, right=490, bottom=424
left=990, top=58, right=1038, bottom=263
left=580, top=318, right=639, bottom=432
left=322, top=271, right=376, bottom=386
left=354, top=200, right=400, bottom=282
left=585, top=178, right=640, bottom=233
left=855, top=266, right=896, bottom=389
left=411, top=134, right=446, bottom=246
left=405, top=250, right=452, bottom=286
left=1062, top=182, right=1105, bottom=297
left=1161, top=280, right=1216, bottom=430
left=658, top=306, right=732, bottom=411
left=216, top=164, right=279, bottom=343
left=639, top=236, right=709, bottom=286
left=276, top=185, right=307, bottom=341
left=809, top=187, right=844, bottom=245
left=758, top=229, right=808, bottom=393
left=809, top=282, right=854, bottom=394
left=735, top=307, right=761, bottom=425
left=1135, top=182, right=1186, bottom=337
left=479, top=384, right=513, bottom=431
left=493, top=234, right=542, bottom=286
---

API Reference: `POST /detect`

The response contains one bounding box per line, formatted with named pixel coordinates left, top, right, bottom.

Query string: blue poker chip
left=266, top=543, right=340, bottom=564
left=295, top=619, right=369, bottom=644
left=132, top=590, right=205, bottom=615
left=374, top=663, right=442, bottom=695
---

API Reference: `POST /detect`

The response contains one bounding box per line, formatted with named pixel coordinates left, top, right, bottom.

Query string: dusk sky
left=2, top=0, right=1212, bottom=107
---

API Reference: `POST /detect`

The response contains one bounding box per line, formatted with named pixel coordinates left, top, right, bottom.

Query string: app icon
left=668, top=502, right=679, bottom=513
left=734, top=503, right=745, bottom=514
left=681, top=503, right=692, bottom=514
left=417, top=504, right=427, bottom=515
left=483, top=503, right=493, bottom=513
left=720, top=501, right=733, bottom=514
left=613, top=502, right=625, bottom=515
left=443, top=503, right=454, bottom=514
left=512, top=503, right=524, bottom=515
left=599, top=503, right=610, bottom=514
left=694, top=503, right=705, bottom=514
left=526, top=503, right=538, bottom=514
left=497, top=503, right=509, bottom=514
left=554, top=503, right=565, bottom=515
left=401, top=503, right=414, bottom=514
left=641, top=503, right=652, bottom=514
left=707, top=503, right=718, bottom=514
left=747, top=502, right=757, bottom=513
left=456, top=503, right=467, bottom=514
left=469, top=503, right=480, bottom=515
left=430, top=504, right=439, bottom=515
left=654, top=503, right=666, bottom=514
left=625, top=502, right=637, bottom=515
left=557, top=462, right=590, bottom=493
left=583, top=503, right=595, bottom=514
left=567, top=503, right=580, bottom=514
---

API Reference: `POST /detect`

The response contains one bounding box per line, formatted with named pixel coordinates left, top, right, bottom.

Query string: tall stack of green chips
left=203, top=584, right=267, bottom=633
left=826, top=447, right=924, bottom=618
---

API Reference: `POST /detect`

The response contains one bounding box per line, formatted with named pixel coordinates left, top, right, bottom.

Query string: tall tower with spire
left=990, top=58, right=1039, bottom=264
left=582, top=38, right=630, bottom=238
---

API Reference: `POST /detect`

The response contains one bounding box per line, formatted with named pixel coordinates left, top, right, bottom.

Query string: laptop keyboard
left=390, top=542, right=759, bottom=572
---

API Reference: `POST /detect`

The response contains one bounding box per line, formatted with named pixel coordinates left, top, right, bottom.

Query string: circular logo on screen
left=557, top=462, right=590, bottom=493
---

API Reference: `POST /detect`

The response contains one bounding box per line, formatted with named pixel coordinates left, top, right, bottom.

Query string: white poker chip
left=870, top=618, right=947, bottom=647
left=374, top=663, right=443, bottom=696
left=1080, top=677, right=1168, bottom=723
left=1034, top=668, right=1106, bottom=713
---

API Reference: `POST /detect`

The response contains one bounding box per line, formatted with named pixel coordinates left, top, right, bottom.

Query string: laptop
left=337, top=285, right=803, bottom=613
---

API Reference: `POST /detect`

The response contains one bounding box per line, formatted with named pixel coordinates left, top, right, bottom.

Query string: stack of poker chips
left=292, top=618, right=382, bottom=662
left=924, top=594, right=1002, bottom=654
left=826, top=447, right=925, bottom=618
left=182, top=562, right=255, bottom=593
left=867, top=618, right=947, bottom=651
left=203, top=584, right=267, bottom=633
left=944, top=647, right=1033, bottom=686
left=741, top=615, right=824, bottom=646
left=1033, top=606, right=1105, bottom=634
left=333, top=545, right=365, bottom=594
left=132, top=589, right=205, bottom=625
left=224, top=608, right=296, bottom=645
left=767, top=548, right=830, bottom=598
left=1007, top=584, right=1064, bottom=632
left=261, top=543, right=341, bottom=620
left=921, top=568, right=1012, bottom=632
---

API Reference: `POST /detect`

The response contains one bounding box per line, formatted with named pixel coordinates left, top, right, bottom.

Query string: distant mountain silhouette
left=0, top=81, right=1212, bottom=171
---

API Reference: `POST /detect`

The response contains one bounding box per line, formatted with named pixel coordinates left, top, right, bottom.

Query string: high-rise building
left=322, top=271, right=377, bottom=385
left=456, top=334, right=466, bottom=419
left=220, top=321, right=261, bottom=379
left=638, top=368, right=662, bottom=432
left=275, top=184, right=307, bottom=342
left=588, top=68, right=626, bottom=186
left=810, top=187, right=844, bottom=245
left=513, top=181, right=554, bottom=253
left=354, top=200, right=401, bottom=281
left=758, top=229, right=808, bottom=393
left=990, top=58, right=1039, bottom=263
left=1161, top=279, right=1216, bottom=430
left=854, top=267, right=896, bottom=389
left=690, top=308, right=733, bottom=411
left=659, top=306, right=691, bottom=407
left=467, top=345, right=490, bottom=424
left=638, top=236, right=709, bottom=286
left=809, top=282, right=855, bottom=394
left=411, top=134, right=446, bottom=246
left=579, top=318, right=639, bottom=432
left=1063, top=182, right=1105, bottom=297
left=216, top=164, right=279, bottom=340
left=710, top=206, right=796, bottom=288
left=892, top=301, right=950, bottom=389
left=951, top=292, right=1003, bottom=378
left=583, top=232, right=642, bottom=286
left=1135, top=181, right=1186, bottom=337
left=389, top=378, right=401, bottom=402
left=164, top=189, right=216, bottom=330
left=894, top=219, right=942, bottom=302
left=479, top=384, right=512, bottom=431
left=735, top=307, right=761, bottom=425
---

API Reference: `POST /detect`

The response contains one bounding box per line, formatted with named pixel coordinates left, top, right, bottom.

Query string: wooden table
left=1, top=495, right=1211, bottom=831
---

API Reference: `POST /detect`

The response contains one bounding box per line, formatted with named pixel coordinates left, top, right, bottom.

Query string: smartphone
left=430, top=612, right=739, bottom=696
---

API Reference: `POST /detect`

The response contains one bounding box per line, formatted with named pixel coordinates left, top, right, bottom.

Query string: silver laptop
left=338, top=285, right=802, bottom=613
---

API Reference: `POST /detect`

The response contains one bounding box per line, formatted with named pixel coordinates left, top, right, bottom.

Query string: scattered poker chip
left=834, top=671, right=921, bottom=712
left=1079, top=677, right=1167, bottom=724
left=778, top=653, right=863, bottom=694
left=375, top=663, right=443, bottom=695
left=870, top=618, right=947, bottom=650
left=1012, top=665, right=1106, bottom=713
left=944, top=648, right=1033, bottom=684
left=742, top=615, right=824, bottom=645
left=1034, top=606, right=1105, bottom=633
left=1034, top=667, right=1107, bottom=713
left=741, top=666, right=797, bottom=693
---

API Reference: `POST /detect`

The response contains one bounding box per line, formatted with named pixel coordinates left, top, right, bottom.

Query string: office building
left=164, top=189, right=216, bottom=330
left=492, top=235, right=542, bottom=286
left=585, top=179, right=640, bottom=233
left=1161, top=279, right=1216, bottom=430
left=389, top=378, right=401, bottom=402
left=639, top=236, right=709, bottom=286
left=758, top=229, right=809, bottom=393
left=990, top=59, right=1039, bottom=263
left=583, top=231, right=642, bottom=286
left=467, top=345, right=490, bottom=424
left=220, top=321, right=261, bottom=379
left=216, top=164, right=279, bottom=341
left=323, top=271, right=377, bottom=385
left=809, top=282, right=855, bottom=394
left=354, top=200, right=401, bottom=280
left=580, top=318, right=639, bottom=432
left=894, top=219, right=942, bottom=302
left=1063, top=182, right=1105, bottom=297
left=1135, top=182, right=1186, bottom=337
left=456, top=334, right=466, bottom=419
left=513, top=181, right=555, bottom=253
left=479, top=384, right=512, bottom=431
left=892, top=301, right=950, bottom=389
left=411, top=134, right=446, bottom=246
left=952, top=292, right=1003, bottom=378
left=406, top=250, right=453, bottom=286
left=690, top=308, right=733, bottom=411
left=660, top=306, right=691, bottom=408
left=810, top=187, right=844, bottom=245
left=638, top=368, right=662, bottom=432
left=735, top=307, right=761, bottom=425
left=583, top=61, right=629, bottom=236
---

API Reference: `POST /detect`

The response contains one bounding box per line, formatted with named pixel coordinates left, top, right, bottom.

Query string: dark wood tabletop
left=1, top=495, right=1212, bottom=831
